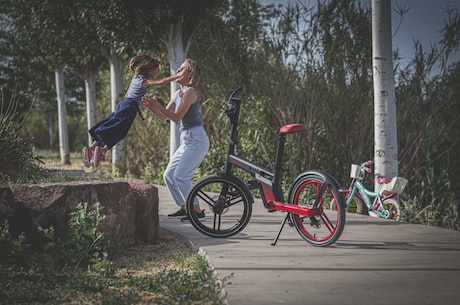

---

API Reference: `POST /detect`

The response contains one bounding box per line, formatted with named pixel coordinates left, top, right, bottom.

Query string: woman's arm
left=143, top=89, right=197, bottom=123
left=148, top=106, right=169, bottom=122
left=142, top=95, right=172, bottom=122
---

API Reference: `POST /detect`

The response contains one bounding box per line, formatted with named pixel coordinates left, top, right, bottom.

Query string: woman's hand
left=142, top=95, right=159, bottom=108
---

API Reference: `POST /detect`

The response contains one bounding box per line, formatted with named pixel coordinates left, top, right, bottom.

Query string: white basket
left=379, top=177, right=408, bottom=195
left=350, top=164, right=360, bottom=178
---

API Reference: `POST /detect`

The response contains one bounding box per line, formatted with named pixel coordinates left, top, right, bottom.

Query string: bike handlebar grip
left=364, top=167, right=372, bottom=173
left=231, top=87, right=242, bottom=97
left=366, top=160, right=373, bottom=166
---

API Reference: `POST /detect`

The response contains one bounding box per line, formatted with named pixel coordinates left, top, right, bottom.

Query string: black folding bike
left=185, top=88, right=346, bottom=247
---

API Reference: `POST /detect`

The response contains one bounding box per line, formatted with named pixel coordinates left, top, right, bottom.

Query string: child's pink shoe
left=82, top=147, right=93, bottom=168
left=92, top=146, right=105, bottom=168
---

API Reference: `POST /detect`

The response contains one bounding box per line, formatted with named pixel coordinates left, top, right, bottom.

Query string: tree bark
left=84, top=67, right=98, bottom=146
left=109, top=49, right=127, bottom=176
left=372, top=0, right=399, bottom=191
left=167, top=22, right=186, bottom=160
left=54, top=66, right=70, bottom=165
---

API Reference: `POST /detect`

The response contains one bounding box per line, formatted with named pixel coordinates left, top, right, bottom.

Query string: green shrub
left=0, top=220, right=31, bottom=267
left=0, top=88, right=42, bottom=184
left=40, top=202, right=113, bottom=274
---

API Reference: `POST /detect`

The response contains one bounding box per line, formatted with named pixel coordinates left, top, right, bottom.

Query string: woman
left=142, top=59, right=209, bottom=221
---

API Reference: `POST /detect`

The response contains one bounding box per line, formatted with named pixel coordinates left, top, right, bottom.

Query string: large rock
left=8, top=178, right=159, bottom=248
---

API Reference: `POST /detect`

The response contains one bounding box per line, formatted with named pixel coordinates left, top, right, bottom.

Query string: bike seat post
left=273, top=124, right=307, bottom=197
left=272, top=132, right=286, bottom=195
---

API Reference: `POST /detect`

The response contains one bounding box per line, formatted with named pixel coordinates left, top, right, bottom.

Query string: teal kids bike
left=340, top=160, right=407, bottom=220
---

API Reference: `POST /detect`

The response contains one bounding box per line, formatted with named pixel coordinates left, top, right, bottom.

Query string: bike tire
left=331, top=194, right=367, bottom=215
left=185, top=174, right=253, bottom=238
left=288, top=171, right=346, bottom=247
left=381, top=198, right=401, bottom=220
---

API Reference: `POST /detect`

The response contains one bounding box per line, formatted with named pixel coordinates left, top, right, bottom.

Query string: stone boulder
left=8, top=178, right=159, bottom=248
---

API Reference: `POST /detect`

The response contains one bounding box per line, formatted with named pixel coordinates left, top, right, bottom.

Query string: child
left=82, top=54, right=179, bottom=168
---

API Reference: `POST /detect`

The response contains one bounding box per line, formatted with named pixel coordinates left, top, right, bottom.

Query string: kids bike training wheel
left=185, top=174, right=253, bottom=238
left=288, top=171, right=346, bottom=247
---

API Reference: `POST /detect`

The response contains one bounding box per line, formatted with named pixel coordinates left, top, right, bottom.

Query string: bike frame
left=223, top=90, right=321, bottom=217
left=346, top=162, right=399, bottom=218
left=347, top=180, right=390, bottom=217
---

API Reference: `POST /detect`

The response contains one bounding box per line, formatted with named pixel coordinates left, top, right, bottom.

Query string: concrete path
left=157, top=185, right=460, bottom=305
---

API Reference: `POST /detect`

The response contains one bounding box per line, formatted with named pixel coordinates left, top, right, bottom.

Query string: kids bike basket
left=350, top=164, right=361, bottom=179
left=379, top=177, right=408, bottom=196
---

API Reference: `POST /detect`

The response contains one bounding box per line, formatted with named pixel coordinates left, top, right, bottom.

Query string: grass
left=0, top=230, right=228, bottom=305
left=0, top=150, right=230, bottom=305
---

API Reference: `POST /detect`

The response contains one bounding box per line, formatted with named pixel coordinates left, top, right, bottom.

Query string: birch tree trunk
left=372, top=0, right=398, bottom=191
left=54, top=66, right=70, bottom=165
left=84, top=67, right=97, bottom=146
left=166, top=22, right=186, bottom=159
left=109, top=50, right=127, bottom=175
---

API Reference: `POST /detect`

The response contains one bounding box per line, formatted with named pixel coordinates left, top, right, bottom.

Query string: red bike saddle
left=279, top=124, right=307, bottom=134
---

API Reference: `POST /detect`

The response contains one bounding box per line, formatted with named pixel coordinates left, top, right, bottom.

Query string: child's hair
left=129, top=54, right=160, bottom=76
left=185, top=58, right=201, bottom=87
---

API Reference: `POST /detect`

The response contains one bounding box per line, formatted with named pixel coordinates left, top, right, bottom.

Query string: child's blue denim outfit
left=89, top=75, right=147, bottom=149
left=164, top=88, right=209, bottom=207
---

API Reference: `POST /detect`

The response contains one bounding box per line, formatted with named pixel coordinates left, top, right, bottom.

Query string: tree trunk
left=372, top=0, right=398, bottom=191
left=166, top=23, right=186, bottom=159
left=48, top=114, right=54, bottom=149
left=84, top=66, right=98, bottom=146
left=109, top=50, right=127, bottom=176
left=54, top=66, right=70, bottom=165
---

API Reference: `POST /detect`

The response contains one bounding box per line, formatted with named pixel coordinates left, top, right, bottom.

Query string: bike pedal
left=309, top=217, right=321, bottom=228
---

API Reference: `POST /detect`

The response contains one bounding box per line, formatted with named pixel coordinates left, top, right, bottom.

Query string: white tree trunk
left=109, top=50, right=127, bottom=175
left=84, top=68, right=97, bottom=146
left=54, top=66, right=70, bottom=165
left=372, top=0, right=398, bottom=191
left=167, top=23, right=186, bottom=159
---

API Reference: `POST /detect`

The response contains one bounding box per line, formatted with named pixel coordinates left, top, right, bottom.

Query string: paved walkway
left=157, top=185, right=460, bottom=305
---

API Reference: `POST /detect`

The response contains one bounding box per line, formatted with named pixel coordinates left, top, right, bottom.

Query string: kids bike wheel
left=331, top=194, right=367, bottom=215
left=381, top=198, right=401, bottom=220
left=288, top=171, right=346, bottom=247
left=186, top=174, right=253, bottom=238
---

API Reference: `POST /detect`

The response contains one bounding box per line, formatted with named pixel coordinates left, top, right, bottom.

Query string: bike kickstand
left=271, top=213, right=290, bottom=246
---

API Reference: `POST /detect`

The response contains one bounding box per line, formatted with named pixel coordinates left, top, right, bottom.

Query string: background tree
left=127, top=0, right=226, bottom=159
left=1, top=0, right=82, bottom=165
left=372, top=0, right=399, bottom=189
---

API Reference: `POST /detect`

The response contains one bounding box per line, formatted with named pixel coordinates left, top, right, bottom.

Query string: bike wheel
left=381, top=198, right=401, bottom=220
left=331, top=194, right=367, bottom=214
left=289, top=172, right=346, bottom=247
left=186, top=174, right=253, bottom=238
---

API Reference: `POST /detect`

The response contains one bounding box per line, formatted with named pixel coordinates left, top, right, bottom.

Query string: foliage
left=0, top=88, right=43, bottom=184
left=0, top=206, right=229, bottom=304
left=41, top=202, right=113, bottom=273
left=400, top=167, right=460, bottom=230
left=131, top=254, right=230, bottom=304
left=0, top=221, right=31, bottom=267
